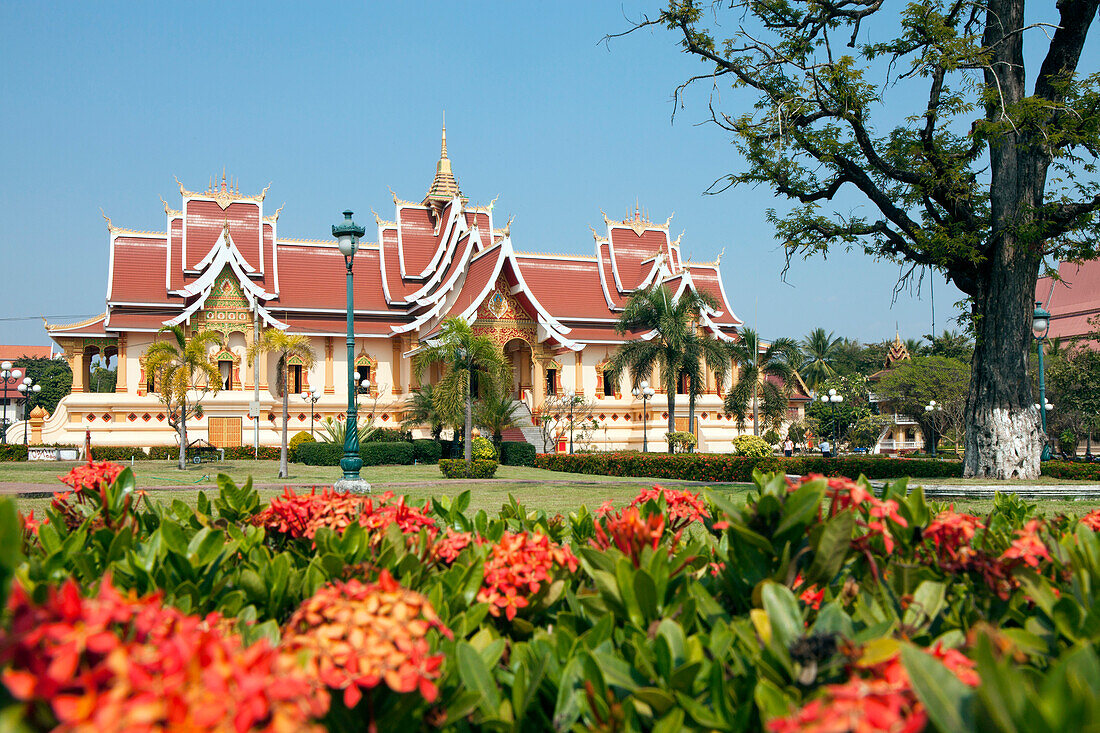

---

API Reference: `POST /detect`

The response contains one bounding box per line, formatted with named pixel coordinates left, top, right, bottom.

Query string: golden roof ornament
left=885, top=331, right=911, bottom=368
left=423, top=114, right=465, bottom=206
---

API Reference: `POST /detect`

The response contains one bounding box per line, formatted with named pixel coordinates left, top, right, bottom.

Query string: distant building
left=868, top=335, right=927, bottom=455
left=37, top=128, right=805, bottom=451
left=0, top=345, right=58, bottom=436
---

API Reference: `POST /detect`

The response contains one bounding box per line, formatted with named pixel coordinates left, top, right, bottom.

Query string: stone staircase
left=504, top=400, right=545, bottom=449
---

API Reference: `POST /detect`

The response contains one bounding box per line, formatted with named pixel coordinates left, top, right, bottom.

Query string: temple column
left=391, top=338, right=403, bottom=394
left=324, top=337, right=334, bottom=394
left=115, top=334, right=128, bottom=393
left=574, top=350, right=583, bottom=395
left=533, top=354, right=546, bottom=408
left=71, top=350, right=85, bottom=393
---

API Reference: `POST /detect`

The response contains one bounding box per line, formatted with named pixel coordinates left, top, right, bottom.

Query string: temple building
left=27, top=128, right=803, bottom=451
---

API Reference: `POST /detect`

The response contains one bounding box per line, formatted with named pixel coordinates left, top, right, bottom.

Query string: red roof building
left=39, top=127, right=790, bottom=451
left=1035, top=259, right=1100, bottom=345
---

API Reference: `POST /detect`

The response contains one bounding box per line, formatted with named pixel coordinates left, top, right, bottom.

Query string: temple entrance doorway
left=503, top=338, right=533, bottom=401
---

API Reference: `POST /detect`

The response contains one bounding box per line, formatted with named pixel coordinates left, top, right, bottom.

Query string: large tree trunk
left=963, top=0, right=1047, bottom=479
left=178, top=395, right=187, bottom=470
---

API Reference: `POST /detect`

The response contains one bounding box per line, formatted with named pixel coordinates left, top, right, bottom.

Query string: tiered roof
left=48, top=129, right=742, bottom=351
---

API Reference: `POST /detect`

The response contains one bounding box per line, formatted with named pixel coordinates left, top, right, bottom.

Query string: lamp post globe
left=332, top=209, right=369, bottom=494
left=924, top=400, right=942, bottom=457
left=0, top=363, right=24, bottom=445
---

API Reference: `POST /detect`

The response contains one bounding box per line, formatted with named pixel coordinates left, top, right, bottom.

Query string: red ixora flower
left=629, top=485, right=710, bottom=533
left=999, top=519, right=1051, bottom=569
left=58, top=459, right=124, bottom=492
left=280, top=571, right=452, bottom=707
left=0, top=577, right=327, bottom=732
left=477, top=532, right=578, bottom=620
left=769, top=644, right=978, bottom=733
left=1079, top=509, right=1100, bottom=531
left=802, top=475, right=908, bottom=556
left=254, top=488, right=438, bottom=543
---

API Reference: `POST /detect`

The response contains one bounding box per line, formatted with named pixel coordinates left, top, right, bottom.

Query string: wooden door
left=209, top=417, right=242, bottom=448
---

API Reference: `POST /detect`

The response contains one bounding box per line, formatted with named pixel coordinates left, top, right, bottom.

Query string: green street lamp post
left=924, top=400, right=942, bottom=457
left=1033, top=302, right=1053, bottom=461
left=333, top=210, right=371, bottom=494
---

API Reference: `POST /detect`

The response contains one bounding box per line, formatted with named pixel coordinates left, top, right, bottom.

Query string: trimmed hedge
left=296, top=441, right=415, bottom=466
left=1041, top=461, right=1100, bottom=481
left=87, top=446, right=151, bottom=461
left=365, top=427, right=412, bottom=443
left=146, top=446, right=281, bottom=461
left=499, top=441, right=536, bottom=467
left=534, top=452, right=965, bottom=482
left=361, top=442, right=415, bottom=466
left=412, top=439, right=442, bottom=464
left=438, top=458, right=499, bottom=479
left=0, top=445, right=28, bottom=462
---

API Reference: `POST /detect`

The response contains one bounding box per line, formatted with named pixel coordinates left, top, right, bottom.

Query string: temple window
left=546, top=368, right=557, bottom=396
left=289, top=364, right=303, bottom=395
left=356, top=365, right=371, bottom=388
left=603, top=372, right=615, bottom=397
left=219, top=360, right=234, bottom=390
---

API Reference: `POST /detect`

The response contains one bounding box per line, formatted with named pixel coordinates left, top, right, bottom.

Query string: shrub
left=533, top=452, right=964, bottom=481
left=762, top=428, right=782, bottom=446
left=361, top=442, right=415, bottom=466
left=733, top=435, right=773, bottom=458
left=87, top=446, right=150, bottom=461
left=472, top=436, right=496, bottom=461
left=364, top=427, right=412, bottom=443
left=499, top=441, right=536, bottom=467
left=438, top=458, right=498, bottom=479
left=295, top=441, right=344, bottom=466
left=0, top=445, right=27, bottom=461
left=1042, top=460, right=1100, bottom=481
left=223, top=446, right=281, bottom=460
left=289, top=431, right=315, bottom=461
left=665, top=431, right=697, bottom=453
left=411, top=439, right=442, bottom=463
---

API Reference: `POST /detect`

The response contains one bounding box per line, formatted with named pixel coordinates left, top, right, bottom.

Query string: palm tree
left=682, top=333, right=731, bottom=445
left=413, top=318, right=507, bottom=464
left=402, top=384, right=446, bottom=441
left=607, top=284, right=720, bottom=451
left=800, top=328, right=841, bottom=393
left=144, top=325, right=222, bottom=470
left=247, top=330, right=314, bottom=478
left=724, top=328, right=801, bottom=435
left=476, top=385, right=523, bottom=449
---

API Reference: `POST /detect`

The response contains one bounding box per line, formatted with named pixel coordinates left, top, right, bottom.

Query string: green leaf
left=634, top=568, right=659, bottom=623
left=903, top=580, right=947, bottom=630
left=775, top=478, right=825, bottom=535
left=806, top=509, right=854, bottom=586
left=901, top=644, right=974, bottom=732
left=761, top=581, right=803, bottom=650
left=456, top=641, right=501, bottom=715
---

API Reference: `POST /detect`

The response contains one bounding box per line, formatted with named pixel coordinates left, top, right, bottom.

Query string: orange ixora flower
left=0, top=577, right=327, bottom=733
left=803, top=475, right=908, bottom=556
left=477, top=532, right=579, bottom=620
left=280, top=571, right=452, bottom=708
left=628, top=485, right=710, bottom=533
left=999, top=519, right=1052, bottom=569
left=255, top=488, right=438, bottom=543
left=591, top=506, right=666, bottom=567
left=58, top=459, right=124, bottom=492
left=1079, top=509, right=1100, bottom=531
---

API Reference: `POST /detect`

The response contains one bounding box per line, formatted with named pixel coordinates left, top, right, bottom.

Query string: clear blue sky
left=0, top=2, right=973, bottom=348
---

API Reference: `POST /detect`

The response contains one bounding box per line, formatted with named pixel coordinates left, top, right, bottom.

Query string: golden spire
left=423, top=114, right=464, bottom=206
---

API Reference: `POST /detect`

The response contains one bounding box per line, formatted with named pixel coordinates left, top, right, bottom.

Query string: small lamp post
left=17, top=377, right=40, bottom=446
left=333, top=210, right=370, bottom=494
left=924, top=400, right=942, bottom=457
left=1033, top=302, right=1053, bottom=461
left=0, top=362, right=23, bottom=445
left=820, top=388, right=844, bottom=455
left=301, top=388, right=320, bottom=437
left=632, top=381, right=656, bottom=452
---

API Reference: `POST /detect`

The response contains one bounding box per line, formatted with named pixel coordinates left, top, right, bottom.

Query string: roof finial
left=441, top=111, right=448, bottom=159
left=222, top=168, right=227, bottom=193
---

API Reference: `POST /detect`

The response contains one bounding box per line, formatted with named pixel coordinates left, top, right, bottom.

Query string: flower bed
left=3, top=461, right=1100, bottom=730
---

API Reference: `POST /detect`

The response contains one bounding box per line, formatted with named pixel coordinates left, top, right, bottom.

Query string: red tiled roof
left=1036, top=259, right=1100, bottom=341
left=110, top=237, right=172, bottom=303
left=0, top=345, right=55, bottom=360
left=275, top=245, right=391, bottom=311
left=516, top=256, right=615, bottom=319
left=451, top=245, right=504, bottom=316
left=277, top=314, right=401, bottom=337
left=689, top=265, right=741, bottom=325
left=105, top=311, right=175, bottom=331
left=608, top=227, right=668, bottom=293
left=398, top=205, right=444, bottom=278
left=184, top=200, right=262, bottom=271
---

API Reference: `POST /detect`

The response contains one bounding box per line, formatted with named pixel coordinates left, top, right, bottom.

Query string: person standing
left=783, top=437, right=794, bottom=457
left=820, top=439, right=832, bottom=459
